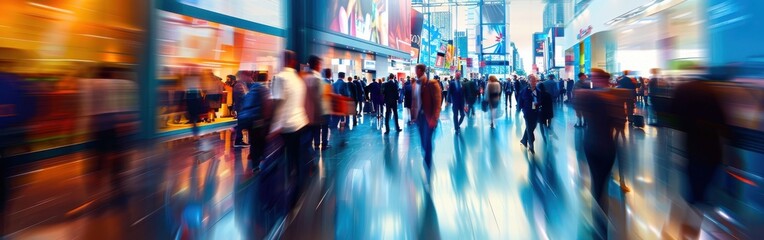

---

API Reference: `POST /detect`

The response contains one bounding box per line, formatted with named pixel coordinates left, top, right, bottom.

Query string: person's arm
left=429, top=82, right=442, bottom=128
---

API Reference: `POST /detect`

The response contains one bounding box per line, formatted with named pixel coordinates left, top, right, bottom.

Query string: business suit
left=449, top=79, right=466, bottom=131
left=417, top=76, right=442, bottom=170
left=382, top=79, right=401, bottom=133
left=519, top=87, right=539, bottom=152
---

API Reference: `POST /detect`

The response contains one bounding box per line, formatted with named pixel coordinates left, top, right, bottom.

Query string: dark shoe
left=520, top=141, right=527, bottom=148
left=529, top=147, right=536, bottom=154
left=234, top=142, right=249, bottom=148
left=396, top=128, right=402, bottom=132
left=384, top=131, right=390, bottom=134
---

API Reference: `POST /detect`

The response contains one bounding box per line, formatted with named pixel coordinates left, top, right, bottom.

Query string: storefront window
left=0, top=0, right=146, bottom=155
left=156, top=11, right=285, bottom=132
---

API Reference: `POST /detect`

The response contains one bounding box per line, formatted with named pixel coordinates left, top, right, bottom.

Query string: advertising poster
left=481, top=3, right=505, bottom=24
left=325, top=0, right=412, bottom=52
left=411, top=9, right=424, bottom=49
left=179, top=0, right=284, bottom=28
left=482, top=25, right=506, bottom=54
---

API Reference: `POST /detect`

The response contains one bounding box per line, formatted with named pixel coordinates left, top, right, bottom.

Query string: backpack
left=237, top=83, right=272, bottom=130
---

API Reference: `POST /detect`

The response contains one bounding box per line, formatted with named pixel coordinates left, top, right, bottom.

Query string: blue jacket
left=518, top=87, right=539, bottom=116
left=332, top=79, right=351, bottom=97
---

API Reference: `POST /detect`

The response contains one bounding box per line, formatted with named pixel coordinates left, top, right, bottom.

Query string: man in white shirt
left=270, top=51, right=309, bottom=200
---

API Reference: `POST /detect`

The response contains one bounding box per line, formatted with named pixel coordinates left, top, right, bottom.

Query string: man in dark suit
left=519, top=74, right=540, bottom=154
left=449, top=73, right=466, bottom=133
left=382, top=74, right=402, bottom=134
left=464, top=78, right=478, bottom=117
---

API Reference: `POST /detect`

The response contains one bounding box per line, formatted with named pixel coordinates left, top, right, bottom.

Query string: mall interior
left=0, top=0, right=763, bottom=239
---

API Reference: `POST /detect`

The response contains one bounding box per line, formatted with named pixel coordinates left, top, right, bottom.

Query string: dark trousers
left=466, top=102, right=476, bottom=116
left=385, top=103, right=400, bottom=132
left=521, top=111, right=539, bottom=146
left=375, top=102, right=384, bottom=115
left=234, top=125, right=245, bottom=143
left=248, top=126, right=267, bottom=161
left=505, top=92, right=513, bottom=108
left=453, top=106, right=465, bottom=130
left=310, top=116, right=331, bottom=148
left=687, top=162, right=720, bottom=204
left=356, top=100, right=363, bottom=114
left=417, top=114, right=436, bottom=170
left=585, top=143, right=617, bottom=238
left=282, top=129, right=307, bottom=203
left=539, top=117, right=552, bottom=141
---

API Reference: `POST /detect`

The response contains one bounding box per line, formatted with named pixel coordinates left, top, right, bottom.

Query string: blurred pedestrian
left=487, top=75, right=502, bottom=128
left=415, top=64, right=441, bottom=184
left=331, top=72, right=351, bottom=146
left=232, top=72, right=250, bottom=147
left=369, top=78, right=384, bottom=118
left=537, top=83, right=555, bottom=142
left=270, top=51, right=309, bottom=204
left=303, top=56, right=331, bottom=151
left=464, top=78, right=479, bottom=117
left=403, top=77, right=413, bottom=124
left=238, top=72, right=273, bottom=170
left=574, top=72, right=590, bottom=127
left=382, top=73, right=402, bottom=134
left=449, top=73, right=466, bottom=133
left=519, top=75, right=540, bottom=154
left=575, top=68, right=620, bottom=239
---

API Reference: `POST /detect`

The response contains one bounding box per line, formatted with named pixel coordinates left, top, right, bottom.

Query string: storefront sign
left=363, top=60, right=376, bottom=70
left=577, top=25, right=593, bottom=40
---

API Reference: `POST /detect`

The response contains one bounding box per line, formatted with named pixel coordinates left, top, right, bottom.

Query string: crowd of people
left=223, top=50, right=731, bottom=239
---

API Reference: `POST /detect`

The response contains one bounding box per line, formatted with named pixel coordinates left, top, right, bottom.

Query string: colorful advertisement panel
left=482, top=3, right=505, bottom=24
left=324, top=0, right=412, bottom=53
left=482, top=25, right=506, bottom=54
left=179, top=0, right=285, bottom=28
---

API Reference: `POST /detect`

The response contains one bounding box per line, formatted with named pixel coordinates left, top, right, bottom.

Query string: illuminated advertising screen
left=436, top=55, right=444, bottom=68
left=482, top=3, right=505, bottom=24
left=411, top=9, right=424, bottom=49
left=324, top=0, right=412, bottom=53
left=482, top=25, right=506, bottom=54
left=179, top=0, right=285, bottom=28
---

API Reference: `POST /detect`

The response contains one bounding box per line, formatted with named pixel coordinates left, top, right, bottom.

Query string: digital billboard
left=324, top=0, right=412, bottom=53
left=481, top=3, right=506, bottom=24
left=482, top=25, right=506, bottom=54
left=179, top=0, right=285, bottom=28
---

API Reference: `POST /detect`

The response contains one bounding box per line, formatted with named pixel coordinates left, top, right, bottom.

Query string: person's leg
left=527, top=114, right=538, bottom=150
left=453, top=107, right=460, bottom=131
left=385, top=105, right=391, bottom=132
left=321, top=116, right=330, bottom=148
left=393, top=105, right=400, bottom=130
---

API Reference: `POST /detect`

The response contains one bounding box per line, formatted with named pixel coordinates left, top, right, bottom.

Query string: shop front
left=0, top=0, right=148, bottom=157
left=155, top=0, right=286, bottom=134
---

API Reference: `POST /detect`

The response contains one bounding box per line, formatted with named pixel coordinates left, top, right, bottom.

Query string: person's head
left=591, top=68, right=612, bottom=88
left=650, top=68, right=660, bottom=76
left=622, top=70, right=630, bottom=76
left=338, top=72, right=346, bottom=79
left=528, top=74, right=539, bottom=90
left=547, top=74, right=555, bottom=80
left=388, top=73, right=395, bottom=80
left=513, top=74, right=518, bottom=80
left=537, top=81, right=546, bottom=93
left=433, top=75, right=440, bottom=81
left=283, top=50, right=297, bottom=70
left=256, top=72, right=268, bottom=82
left=578, top=72, right=587, bottom=81
left=354, top=76, right=359, bottom=80
left=309, top=55, right=322, bottom=72
left=226, top=74, right=236, bottom=83
left=488, top=75, right=498, bottom=83
left=415, top=64, right=426, bottom=77
left=323, top=68, right=332, bottom=79
left=347, top=77, right=353, bottom=82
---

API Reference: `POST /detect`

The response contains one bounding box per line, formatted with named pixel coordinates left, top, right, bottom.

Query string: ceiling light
left=28, top=2, right=73, bottom=14
left=672, top=12, right=691, bottom=19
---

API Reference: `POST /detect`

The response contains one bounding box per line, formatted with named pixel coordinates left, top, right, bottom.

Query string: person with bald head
left=518, top=74, right=540, bottom=154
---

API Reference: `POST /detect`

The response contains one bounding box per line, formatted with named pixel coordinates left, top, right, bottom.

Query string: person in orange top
left=414, top=64, right=442, bottom=183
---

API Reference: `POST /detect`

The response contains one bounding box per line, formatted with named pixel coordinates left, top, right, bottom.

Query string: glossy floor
left=3, top=100, right=749, bottom=239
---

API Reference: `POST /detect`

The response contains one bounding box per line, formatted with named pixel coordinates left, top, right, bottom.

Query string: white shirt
left=270, top=67, right=308, bottom=133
